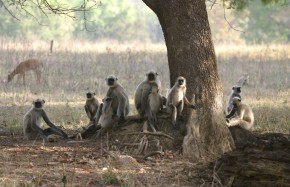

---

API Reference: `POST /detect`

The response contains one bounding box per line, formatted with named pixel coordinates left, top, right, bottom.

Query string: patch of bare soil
left=1, top=121, right=289, bottom=187
left=0, top=124, right=213, bottom=187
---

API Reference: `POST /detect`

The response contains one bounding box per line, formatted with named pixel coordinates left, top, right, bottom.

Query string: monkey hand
left=190, top=104, right=197, bottom=110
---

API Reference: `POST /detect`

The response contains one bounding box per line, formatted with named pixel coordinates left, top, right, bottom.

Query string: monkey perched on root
left=225, top=97, right=254, bottom=130
left=84, top=91, right=99, bottom=122
left=106, top=75, right=129, bottom=122
left=135, top=71, right=161, bottom=118
left=225, top=85, right=242, bottom=115
left=70, top=96, right=119, bottom=139
left=144, top=82, right=163, bottom=132
left=23, top=99, right=68, bottom=141
left=166, top=76, right=196, bottom=129
left=95, top=96, right=119, bottom=138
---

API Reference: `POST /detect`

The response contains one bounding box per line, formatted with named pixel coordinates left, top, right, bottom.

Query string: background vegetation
left=0, top=40, right=289, bottom=135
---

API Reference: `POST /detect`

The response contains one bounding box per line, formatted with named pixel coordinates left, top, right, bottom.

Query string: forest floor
left=0, top=133, right=215, bottom=187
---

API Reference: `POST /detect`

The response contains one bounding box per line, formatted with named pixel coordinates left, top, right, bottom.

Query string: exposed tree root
left=119, top=131, right=174, bottom=140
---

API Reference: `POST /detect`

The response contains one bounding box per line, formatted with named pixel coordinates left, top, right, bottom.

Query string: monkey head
left=106, top=75, right=118, bottom=87
left=150, top=83, right=160, bottom=94
left=176, top=76, right=186, bottom=87
left=146, top=71, right=158, bottom=82
left=232, top=96, right=241, bottom=107
left=33, top=99, right=45, bottom=109
left=86, top=91, right=96, bottom=99
left=232, top=85, right=241, bottom=93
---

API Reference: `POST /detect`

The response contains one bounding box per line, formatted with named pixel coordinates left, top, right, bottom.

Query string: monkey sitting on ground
left=23, top=99, right=68, bottom=140
left=225, top=85, right=242, bottom=115
left=134, top=71, right=161, bottom=118
left=95, top=96, right=119, bottom=138
left=105, top=75, right=129, bottom=122
left=166, top=76, right=196, bottom=128
left=84, top=91, right=99, bottom=122
left=71, top=96, right=118, bottom=139
left=144, top=82, right=163, bottom=132
left=225, top=97, right=254, bottom=130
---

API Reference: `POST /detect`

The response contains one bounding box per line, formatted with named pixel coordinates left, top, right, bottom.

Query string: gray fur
left=134, top=71, right=161, bottom=117
left=105, top=75, right=129, bottom=120
left=166, top=76, right=195, bottom=128
left=226, top=85, right=242, bottom=115
left=146, top=83, right=163, bottom=132
left=226, top=97, right=254, bottom=130
left=84, top=91, right=100, bottom=122
left=23, top=99, right=68, bottom=140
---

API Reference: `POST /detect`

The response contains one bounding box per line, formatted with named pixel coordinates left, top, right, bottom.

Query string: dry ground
left=0, top=133, right=214, bottom=187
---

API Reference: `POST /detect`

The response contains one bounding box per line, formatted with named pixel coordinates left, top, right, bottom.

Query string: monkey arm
left=25, top=115, right=47, bottom=139
left=225, top=107, right=236, bottom=119
left=84, top=105, right=92, bottom=120
left=140, top=89, right=150, bottom=117
left=93, top=103, right=103, bottom=126
left=118, top=93, right=127, bottom=120
left=106, top=87, right=114, bottom=97
left=184, top=96, right=196, bottom=109
left=41, top=110, right=68, bottom=139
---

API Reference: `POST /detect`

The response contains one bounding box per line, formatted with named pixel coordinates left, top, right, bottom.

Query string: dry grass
left=0, top=39, right=288, bottom=133
left=0, top=38, right=289, bottom=186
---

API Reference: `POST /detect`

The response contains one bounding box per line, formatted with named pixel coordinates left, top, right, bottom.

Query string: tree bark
left=143, top=0, right=234, bottom=160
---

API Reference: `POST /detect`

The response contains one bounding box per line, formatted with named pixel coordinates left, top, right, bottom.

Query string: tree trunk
left=143, top=0, right=234, bottom=160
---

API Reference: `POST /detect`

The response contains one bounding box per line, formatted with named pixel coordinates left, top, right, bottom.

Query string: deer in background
left=7, top=59, right=43, bottom=85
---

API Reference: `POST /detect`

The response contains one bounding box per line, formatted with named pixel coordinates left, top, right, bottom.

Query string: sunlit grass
left=0, top=39, right=289, bottom=134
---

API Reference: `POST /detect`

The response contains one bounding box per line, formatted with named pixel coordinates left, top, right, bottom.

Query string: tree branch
left=0, top=0, right=20, bottom=20
left=223, top=3, right=245, bottom=33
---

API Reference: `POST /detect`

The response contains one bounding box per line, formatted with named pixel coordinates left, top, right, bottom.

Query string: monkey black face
left=147, top=72, right=157, bottom=81
left=232, top=86, right=241, bottom=93
left=86, top=92, right=95, bottom=99
left=178, top=79, right=184, bottom=85
left=107, top=78, right=116, bottom=86
left=33, top=99, right=45, bottom=108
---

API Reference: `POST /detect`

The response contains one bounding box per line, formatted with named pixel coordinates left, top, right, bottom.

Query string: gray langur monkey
left=95, top=96, right=119, bottom=138
left=23, top=99, right=68, bottom=140
left=134, top=71, right=161, bottom=118
left=84, top=91, right=99, bottom=122
left=145, top=82, right=163, bottom=132
left=226, top=85, right=242, bottom=115
left=105, top=75, right=129, bottom=122
left=166, top=76, right=196, bottom=128
left=225, top=97, right=254, bottom=130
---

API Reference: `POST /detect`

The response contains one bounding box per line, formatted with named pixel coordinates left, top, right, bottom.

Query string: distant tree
left=234, top=1, right=290, bottom=43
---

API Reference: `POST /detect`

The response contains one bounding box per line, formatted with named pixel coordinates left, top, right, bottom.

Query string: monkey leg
left=142, top=121, right=149, bottom=132
left=177, top=101, right=184, bottom=117
left=77, top=122, right=101, bottom=139
left=43, top=128, right=55, bottom=136
left=170, top=105, right=178, bottom=129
